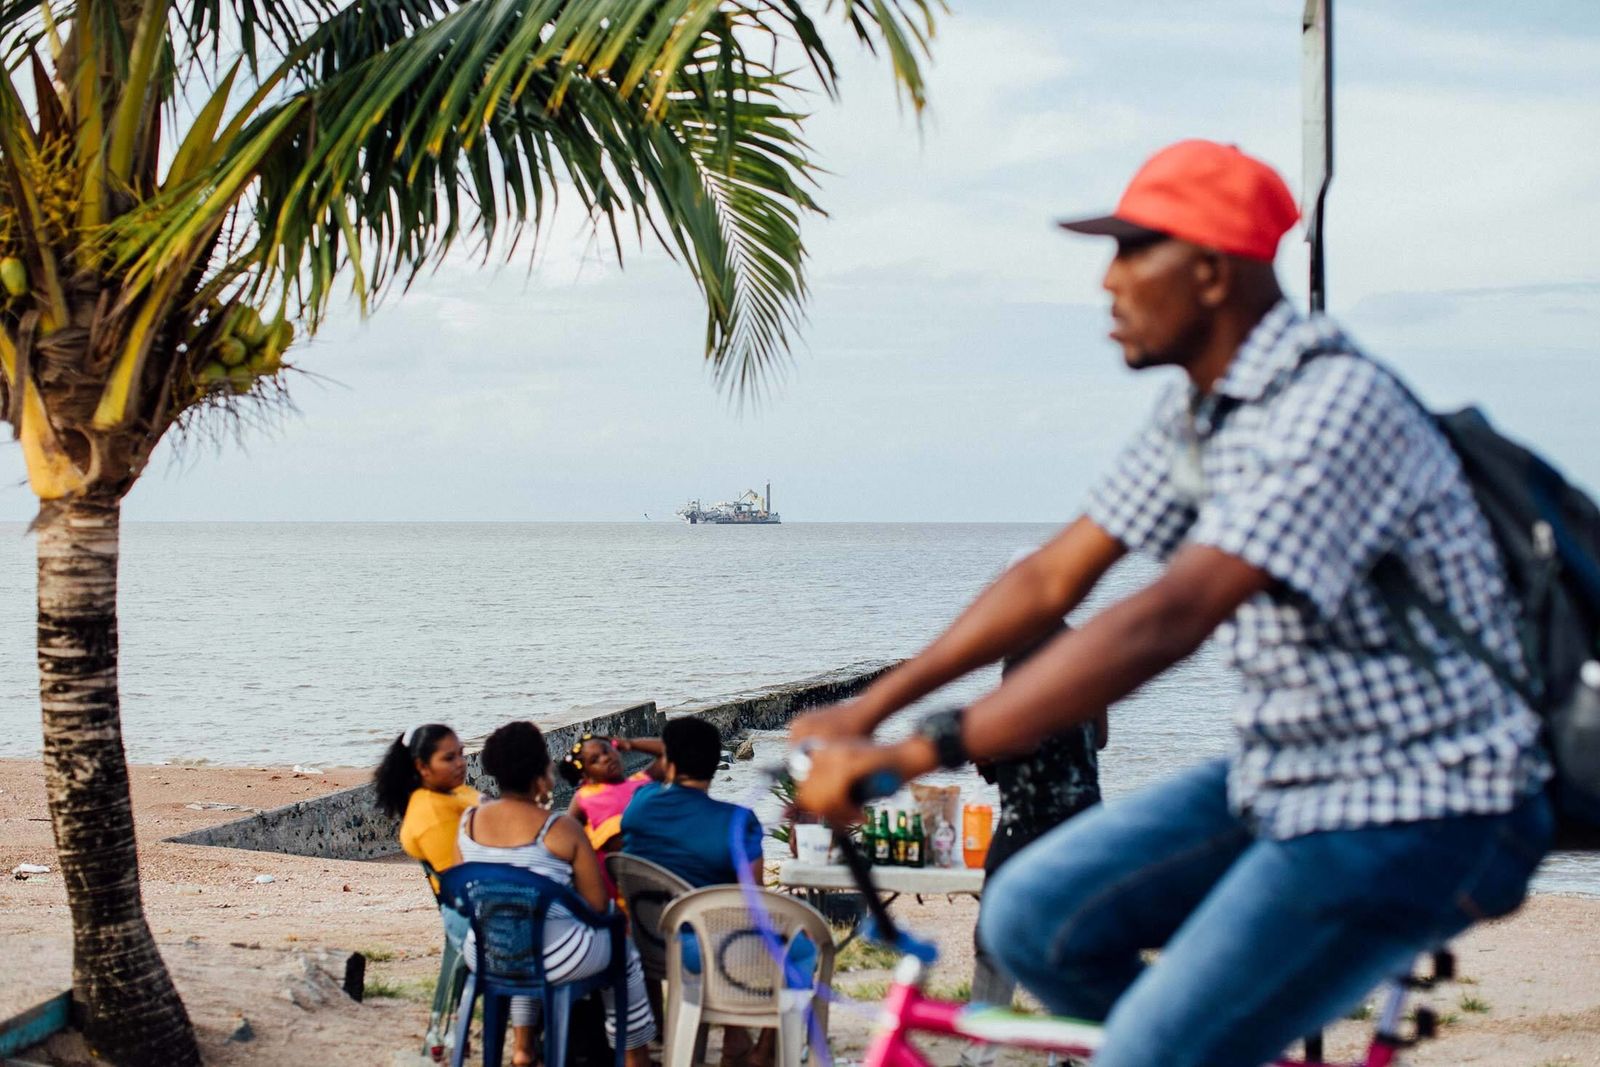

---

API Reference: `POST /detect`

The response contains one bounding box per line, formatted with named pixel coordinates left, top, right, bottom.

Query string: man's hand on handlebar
left=793, top=735, right=939, bottom=824
left=788, top=698, right=878, bottom=745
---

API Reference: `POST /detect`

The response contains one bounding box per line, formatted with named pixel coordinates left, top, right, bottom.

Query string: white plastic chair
left=606, top=853, right=694, bottom=987
left=660, top=886, right=835, bottom=1067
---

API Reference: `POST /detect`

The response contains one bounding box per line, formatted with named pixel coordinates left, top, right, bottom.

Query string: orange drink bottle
left=962, top=803, right=993, bottom=869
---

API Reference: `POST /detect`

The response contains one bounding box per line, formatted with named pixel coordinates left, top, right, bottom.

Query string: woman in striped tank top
left=456, top=721, right=656, bottom=1067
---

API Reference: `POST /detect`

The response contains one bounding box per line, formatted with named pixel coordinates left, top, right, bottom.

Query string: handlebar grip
left=848, top=769, right=902, bottom=805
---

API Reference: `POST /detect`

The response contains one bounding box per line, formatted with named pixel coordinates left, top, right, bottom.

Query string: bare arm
left=615, top=737, right=664, bottom=758
left=546, top=814, right=610, bottom=913
left=615, top=737, right=668, bottom=780
left=792, top=517, right=1126, bottom=741
left=797, top=545, right=1273, bottom=821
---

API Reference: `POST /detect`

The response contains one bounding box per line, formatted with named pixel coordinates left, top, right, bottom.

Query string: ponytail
left=372, top=723, right=455, bottom=818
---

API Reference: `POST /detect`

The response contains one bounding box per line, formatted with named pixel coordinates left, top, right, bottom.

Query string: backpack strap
left=1370, top=556, right=1538, bottom=706
left=1226, top=337, right=1538, bottom=705
left=1348, top=371, right=1544, bottom=707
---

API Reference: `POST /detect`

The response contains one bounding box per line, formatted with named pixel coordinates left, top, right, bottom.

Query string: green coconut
left=233, top=307, right=269, bottom=348
left=0, top=256, right=27, bottom=297
left=248, top=348, right=283, bottom=375
left=196, top=361, right=229, bottom=387
left=216, top=337, right=249, bottom=367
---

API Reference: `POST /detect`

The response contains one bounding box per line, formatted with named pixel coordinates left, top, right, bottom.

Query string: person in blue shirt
left=621, top=716, right=764, bottom=886
left=623, top=717, right=814, bottom=1067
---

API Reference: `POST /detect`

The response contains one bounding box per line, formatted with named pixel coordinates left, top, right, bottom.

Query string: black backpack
left=1371, top=404, right=1600, bottom=847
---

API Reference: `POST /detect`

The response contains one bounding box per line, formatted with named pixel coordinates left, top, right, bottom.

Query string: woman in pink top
left=560, top=734, right=664, bottom=853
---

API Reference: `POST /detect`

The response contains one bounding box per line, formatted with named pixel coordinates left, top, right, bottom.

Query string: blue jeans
left=978, top=759, right=1551, bottom=1067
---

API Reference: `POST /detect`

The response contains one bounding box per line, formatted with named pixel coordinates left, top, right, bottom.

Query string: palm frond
left=176, top=0, right=343, bottom=72
left=1, top=0, right=944, bottom=499
left=200, top=1, right=934, bottom=391
left=107, top=0, right=171, bottom=184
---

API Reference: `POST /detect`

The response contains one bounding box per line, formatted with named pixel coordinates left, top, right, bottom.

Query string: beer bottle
left=892, top=809, right=910, bottom=866
left=874, top=809, right=893, bottom=865
left=861, top=807, right=877, bottom=866
left=908, top=813, right=926, bottom=868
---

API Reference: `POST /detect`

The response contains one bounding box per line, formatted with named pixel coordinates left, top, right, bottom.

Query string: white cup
left=794, top=823, right=833, bottom=865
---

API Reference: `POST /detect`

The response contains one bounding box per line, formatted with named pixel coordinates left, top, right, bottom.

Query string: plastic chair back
left=661, top=886, right=834, bottom=1021
left=606, top=853, right=693, bottom=983
left=418, top=860, right=470, bottom=1061
left=438, top=862, right=628, bottom=1067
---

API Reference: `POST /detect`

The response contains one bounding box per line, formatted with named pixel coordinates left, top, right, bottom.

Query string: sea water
left=0, top=521, right=1590, bottom=894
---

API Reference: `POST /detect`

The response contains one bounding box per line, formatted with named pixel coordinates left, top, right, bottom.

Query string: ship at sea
left=677, top=483, right=781, bottom=524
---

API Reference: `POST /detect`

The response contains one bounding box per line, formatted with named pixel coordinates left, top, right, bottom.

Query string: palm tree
left=0, top=3, right=939, bottom=1062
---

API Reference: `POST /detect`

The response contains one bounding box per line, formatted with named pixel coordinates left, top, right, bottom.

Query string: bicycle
left=763, top=754, right=1454, bottom=1067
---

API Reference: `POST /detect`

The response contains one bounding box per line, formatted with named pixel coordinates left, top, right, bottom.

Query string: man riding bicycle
left=791, top=140, right=1553, bottom=1067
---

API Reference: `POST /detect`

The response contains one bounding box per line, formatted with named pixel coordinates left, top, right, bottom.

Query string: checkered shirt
left=1086, top=300, right=1549, bottom=839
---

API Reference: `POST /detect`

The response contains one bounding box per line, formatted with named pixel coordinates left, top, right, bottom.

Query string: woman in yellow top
left=374, top=723, right=478, bottom=882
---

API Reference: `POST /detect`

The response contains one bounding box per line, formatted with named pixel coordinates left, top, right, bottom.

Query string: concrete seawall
left=166, top=660, right=898, bottom=861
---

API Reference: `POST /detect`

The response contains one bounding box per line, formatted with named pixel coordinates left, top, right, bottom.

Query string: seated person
left=456, top=721, right=657, bottom=1067
left=561, top=733, right=664, bottom=853
left=623, top=718, right=805, bottom=1067
left=621, top=717, right=763, bottom=886
left=374, top=723, right=478, bottom=934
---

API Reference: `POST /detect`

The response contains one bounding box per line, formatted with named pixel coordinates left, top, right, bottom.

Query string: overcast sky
left=2, top=1, right=1596, bottom=523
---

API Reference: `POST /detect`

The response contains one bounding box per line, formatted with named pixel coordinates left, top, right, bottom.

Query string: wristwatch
left=916, top=706, right=968, bottom=769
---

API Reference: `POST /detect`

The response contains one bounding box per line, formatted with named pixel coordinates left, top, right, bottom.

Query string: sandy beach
left=3, top=759, right=1599, bottom=1066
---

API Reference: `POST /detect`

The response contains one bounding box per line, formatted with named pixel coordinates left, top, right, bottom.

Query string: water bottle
left=931, top=818, right=957, bottom=868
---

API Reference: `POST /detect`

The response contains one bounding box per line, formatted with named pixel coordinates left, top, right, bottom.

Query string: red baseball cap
left=1058, top=140, right=1299, bottom=262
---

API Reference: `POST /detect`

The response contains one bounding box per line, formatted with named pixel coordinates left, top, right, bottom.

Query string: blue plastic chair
left=435, top=861, right=631, bottom=1067
left=418, top=860, right=471, bottom=1062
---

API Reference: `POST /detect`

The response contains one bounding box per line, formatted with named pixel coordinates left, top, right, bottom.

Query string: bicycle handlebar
left=781, top=747, right=902, bottom=806
left=849, top=769, right=903, bottom=806
left=770, top=750, right=938, bottom=961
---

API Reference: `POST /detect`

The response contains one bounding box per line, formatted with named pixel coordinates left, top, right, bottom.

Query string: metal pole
left=1303, top=0, right=1333, bottom=313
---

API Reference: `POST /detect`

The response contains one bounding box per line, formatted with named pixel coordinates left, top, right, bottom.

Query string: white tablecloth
left=777, top=860, right=985, bottom=896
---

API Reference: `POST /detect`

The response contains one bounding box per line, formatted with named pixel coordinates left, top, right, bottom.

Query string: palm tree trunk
left=36, top=496, right=201, bottom=1066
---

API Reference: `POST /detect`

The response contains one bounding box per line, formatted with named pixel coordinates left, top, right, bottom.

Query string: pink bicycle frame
left=762, top=780, right=1442, bottom=1067
left=860, top=955, right=1413, bottom=1067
